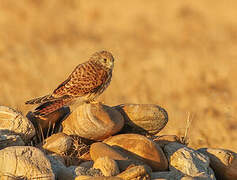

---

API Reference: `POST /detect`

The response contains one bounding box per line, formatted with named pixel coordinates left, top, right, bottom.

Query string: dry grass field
left=0, top=1, right=237, bottom=151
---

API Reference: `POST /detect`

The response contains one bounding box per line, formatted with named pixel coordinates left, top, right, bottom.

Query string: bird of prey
left=25, top=50, right=114, bottom=119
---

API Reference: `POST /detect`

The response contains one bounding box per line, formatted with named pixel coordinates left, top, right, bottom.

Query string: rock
left=0, top=146, right=54, bottom=179
left=68, top=166, right=103, bottom=177
left=164, top=142, right=216, bottom=179
left=0, top=106, right=35, bottom=142
left=0, top=134, right=25, bottom=149
left=151, top=171, right=182, bottom=180
left=75, top=176, right=122, bottom=180
left=42, top=132, right=73, bottom=154
left=89, top=177, right=122, bottom=180
left=0, top=175, right=21, bottom=180
left=90, top=142, right=147, bottom=172
left=75, top=175, right=93, bottom=180
left=93, top=156, right=120, bottom=176
left=90, top=142, right=151, bottom=172
left=62, top=103, right=124, bottom=141
left=114, top=104, right=168, bottom=135
left=79, top=161, right=94, bottom=169
left=90, top=142, right=128, bottom=161
left=151, top=171, right=212, bottom=180
left=49, top=153, right=66, bottom=165
left=181, top=175, right=211, bottom=180
left=180, top=176, right=196, bottom=180
left=47, top=154, right=74, bottom=180
left=104, top=133, right=168, bottom=171
left=153, top=135, right=182, bottom=148
left=116, top=165, right=150, bottom=180
left=198, top=148, right=237, bottom=180
left=116, top=160, right=148, bottom=172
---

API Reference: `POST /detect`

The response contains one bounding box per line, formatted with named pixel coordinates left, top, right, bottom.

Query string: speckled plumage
left=26, top=50, right=114, bottom=119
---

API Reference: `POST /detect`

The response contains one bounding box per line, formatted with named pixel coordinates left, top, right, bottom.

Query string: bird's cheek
left=110, top=62, right=114, bottom=69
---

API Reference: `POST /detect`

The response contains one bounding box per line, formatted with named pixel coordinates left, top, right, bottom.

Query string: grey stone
left=164, top=142, right=216, bottom=180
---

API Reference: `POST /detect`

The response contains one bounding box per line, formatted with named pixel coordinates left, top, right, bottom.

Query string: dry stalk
left=179, top=112, right=193, bottom=145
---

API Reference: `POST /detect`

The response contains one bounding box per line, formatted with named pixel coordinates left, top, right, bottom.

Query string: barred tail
left=33, top=99, right=70, bottom=118
left=25, top=95, right=55, bottom=105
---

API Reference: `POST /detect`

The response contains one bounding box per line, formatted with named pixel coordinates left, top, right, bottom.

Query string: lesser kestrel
left=25, top=50, right=114, bottom=119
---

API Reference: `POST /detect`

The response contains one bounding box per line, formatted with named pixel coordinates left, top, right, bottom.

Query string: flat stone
left=62, top=103, right=124, bottom=141
left=90, top=142, right=128, bottom=161
left=114, top=104, right=168, bottom=135
left=104, top=133, right=168, bottom=171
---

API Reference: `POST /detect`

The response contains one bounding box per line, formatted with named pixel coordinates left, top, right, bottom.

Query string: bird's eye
left=103, top=58, right=107, bottom=63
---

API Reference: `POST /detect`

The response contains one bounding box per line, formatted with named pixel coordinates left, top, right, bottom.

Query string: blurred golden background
left=0, top=1, right=236, bottom=151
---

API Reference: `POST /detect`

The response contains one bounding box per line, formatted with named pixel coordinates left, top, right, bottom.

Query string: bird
left=25, top=50, right=114, bottom=120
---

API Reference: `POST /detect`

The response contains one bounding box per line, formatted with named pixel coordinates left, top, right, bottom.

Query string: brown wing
left=52, top=61, right=109, bottom=98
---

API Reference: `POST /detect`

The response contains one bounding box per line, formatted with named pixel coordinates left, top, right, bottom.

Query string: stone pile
left=0, top=104, right=236, bottom=180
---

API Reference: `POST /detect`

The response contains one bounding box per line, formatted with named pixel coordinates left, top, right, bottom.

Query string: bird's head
left=91, top=50, right=114, bottom=70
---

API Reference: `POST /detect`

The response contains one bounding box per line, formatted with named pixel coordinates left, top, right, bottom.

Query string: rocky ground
left=0, top=104, right=236, bottom=179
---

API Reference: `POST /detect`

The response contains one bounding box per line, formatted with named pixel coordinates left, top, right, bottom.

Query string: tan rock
left=62, top=103, right=124, bottom=140
left=89, top=177, right=122, bottom=180
left=104, top=133, right=168, bottom=171
left=198, top=148, right=237, bottom=180
left=75, top=175, right=92, bottom=180
left=0, top=106, right=35, bottom=142
left=90, top=142, right=150, bottom=171
left=116, top=165, right=150, bottom=180
left=0, top=176, right=20, bottom=180
left=114, top=104, right=168, bottom=135
left=90, top=142, right=128, bottom=161
left=42, top=132, right=73, bottom=154
left=75, top=176, right=122, bottom=180
left=0, top=146, right=54, bottom=179
left=93, top=156, right=120, bottom=176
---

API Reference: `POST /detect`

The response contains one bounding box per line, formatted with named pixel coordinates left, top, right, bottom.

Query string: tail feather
left=33, top=99, right=69, bottom=118
left=25, top=95, right=54, bottom=105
